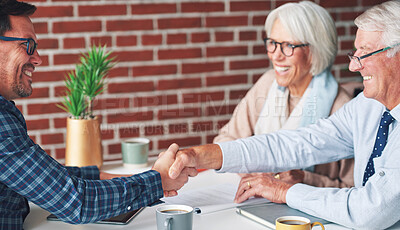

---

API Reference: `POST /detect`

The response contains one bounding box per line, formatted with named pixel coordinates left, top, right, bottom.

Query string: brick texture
left=18, top=0, right=373, bottom=161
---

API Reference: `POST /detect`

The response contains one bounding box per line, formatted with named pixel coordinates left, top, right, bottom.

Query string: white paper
left=161, top=183, right=271, bottom=215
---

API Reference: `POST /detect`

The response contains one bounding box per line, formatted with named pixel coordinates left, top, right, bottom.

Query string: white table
left=23, top=162, right=399, bottom=230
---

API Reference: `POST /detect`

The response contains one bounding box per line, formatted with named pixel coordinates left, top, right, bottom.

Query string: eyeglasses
left=348, top=43, right=400, bottom=69
left=263, top=38, right=309, bottom=57
left=0, top=36, right=37, bottom=55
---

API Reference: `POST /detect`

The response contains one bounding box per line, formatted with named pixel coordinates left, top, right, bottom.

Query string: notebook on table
left=236, top=203, right=330, bottom=229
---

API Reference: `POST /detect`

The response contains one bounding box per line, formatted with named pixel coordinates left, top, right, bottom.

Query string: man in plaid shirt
left=0, top=1, right=197, bottom=229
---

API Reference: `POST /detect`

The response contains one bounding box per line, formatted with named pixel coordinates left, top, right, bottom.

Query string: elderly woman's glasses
left=263, top=38, right=309, bottom=57
left=0, top=36, right=37, bottom=55
left=347, top=43, right=400, bottom=69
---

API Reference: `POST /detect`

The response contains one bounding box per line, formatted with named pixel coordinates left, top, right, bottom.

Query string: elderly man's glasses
left=0, top=36, right=37, bottom=55
left=263, top=38, right=309, bottom=57
left=347, top=43, right=400, bottom=69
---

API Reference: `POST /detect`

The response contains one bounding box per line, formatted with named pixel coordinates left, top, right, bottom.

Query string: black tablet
left=47, top=207, right=144, bottom=225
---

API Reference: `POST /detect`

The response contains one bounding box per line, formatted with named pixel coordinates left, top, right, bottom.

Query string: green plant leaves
left=57, top=45, right=116, bottom=119
left=57, top=70, right=87, bottom=119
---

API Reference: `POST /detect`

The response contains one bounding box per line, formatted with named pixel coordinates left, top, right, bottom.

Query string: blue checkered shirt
left=0, top=96, right=163, bottom=229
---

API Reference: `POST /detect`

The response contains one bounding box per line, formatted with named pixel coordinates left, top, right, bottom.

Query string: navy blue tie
left=362, top=111, right=395, bottom=186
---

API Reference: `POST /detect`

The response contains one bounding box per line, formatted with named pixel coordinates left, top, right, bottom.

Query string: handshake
left=150, top=143, right=291, bottom=204
left=151, top=143, right=223, bottom=197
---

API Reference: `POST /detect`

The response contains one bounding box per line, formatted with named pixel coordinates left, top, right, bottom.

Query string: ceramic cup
left=121, top=137, right=149, bottom=169
left=276, top=216, right=325, bottom=230
left=156, top=205, right=193, bottom=230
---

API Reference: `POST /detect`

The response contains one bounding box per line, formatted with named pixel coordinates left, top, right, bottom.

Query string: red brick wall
left=19, top=0, right=385, bottom=163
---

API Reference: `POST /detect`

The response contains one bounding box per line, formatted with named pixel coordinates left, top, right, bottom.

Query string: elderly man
left=0, top=1, right=195, bottom=229
left=167, top=1, right=400, bottom=229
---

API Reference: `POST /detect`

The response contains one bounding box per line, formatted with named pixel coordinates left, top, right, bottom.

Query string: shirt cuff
left=135, top=170, right=164, bottom=203
left=215, top=141, right=241, bottom=173
left=286, top=183, right=312, bottom=210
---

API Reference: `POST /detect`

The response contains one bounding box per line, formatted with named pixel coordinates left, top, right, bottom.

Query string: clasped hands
left=151, top=143, right=198, bottom=197
left=152, top=143, right=296, bottom=203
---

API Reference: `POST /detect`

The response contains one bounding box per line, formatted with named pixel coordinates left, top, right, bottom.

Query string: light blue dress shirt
left=217, top=93, right=400, bottom=229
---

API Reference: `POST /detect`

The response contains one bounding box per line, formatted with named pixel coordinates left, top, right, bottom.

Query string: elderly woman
left=214, top=1, right=354, bottom=188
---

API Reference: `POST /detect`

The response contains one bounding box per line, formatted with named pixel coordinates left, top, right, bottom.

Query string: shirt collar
left=388, top=103, right=400, bottom=121
left=0, top=95, right=16, bottom=109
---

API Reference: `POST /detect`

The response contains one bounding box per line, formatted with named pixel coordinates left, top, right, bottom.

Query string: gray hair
left=354, top=0, right=400, bottom=57
left=265, top=1, right=337, bottom=75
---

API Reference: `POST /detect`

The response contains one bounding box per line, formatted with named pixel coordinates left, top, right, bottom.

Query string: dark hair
left=0, top=0, right=36, bottom=35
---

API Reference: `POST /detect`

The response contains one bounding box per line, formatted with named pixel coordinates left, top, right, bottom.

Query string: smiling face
left=349, top=29, right=400, bottom=109
left=0, top=15, right=42, bottom=100
left=267, top=19, right=313, bottom=97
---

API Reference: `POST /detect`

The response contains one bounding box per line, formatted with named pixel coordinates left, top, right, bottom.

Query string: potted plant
left=58, top=45, right=116, bottom=168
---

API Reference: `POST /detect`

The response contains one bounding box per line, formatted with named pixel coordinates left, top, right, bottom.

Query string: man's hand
left=152, top=143, right=198, bottom=197
left=168, top=148, right=197, bottom=179
left=234, top=174, right=294, bottom=204
left=169, top=144, right=223, bottom=179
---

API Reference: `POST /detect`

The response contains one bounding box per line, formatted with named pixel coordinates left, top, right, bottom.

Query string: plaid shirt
left=0, top=96, right=163, bottom=229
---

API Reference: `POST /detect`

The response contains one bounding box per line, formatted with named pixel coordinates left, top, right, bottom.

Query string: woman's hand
left=265, top=169, right=305, bottom=184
